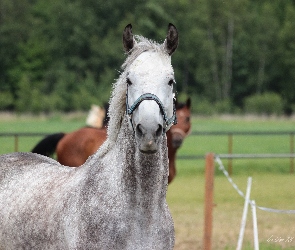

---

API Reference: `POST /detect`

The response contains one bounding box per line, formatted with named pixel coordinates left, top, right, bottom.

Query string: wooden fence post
left=203, top=153, right=215, bottom=250
left=14, top=134, right=19, bottom=152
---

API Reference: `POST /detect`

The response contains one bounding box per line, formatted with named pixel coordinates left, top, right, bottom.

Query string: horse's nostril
left=136, top=124, right=143, bottom=137
left=156, top=124, right=163, bottom=137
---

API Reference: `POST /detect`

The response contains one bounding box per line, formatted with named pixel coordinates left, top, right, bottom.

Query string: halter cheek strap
left=126, top=89, right=177, bottom=134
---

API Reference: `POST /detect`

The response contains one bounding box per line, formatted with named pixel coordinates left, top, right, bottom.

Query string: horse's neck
left=87, top=116, right=169, bottom=211
left=134, top=141, right=168, bottom=201
left=116, top=117, right=169, bottom=204
left=166, top=130, right=177, bottom=160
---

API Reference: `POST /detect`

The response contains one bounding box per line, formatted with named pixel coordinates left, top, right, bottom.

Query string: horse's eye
left=186, top=117, right=190, bottom=123
left=127, top=78, right=132, bottom=86
left=168, top=79, right=175, bottom=86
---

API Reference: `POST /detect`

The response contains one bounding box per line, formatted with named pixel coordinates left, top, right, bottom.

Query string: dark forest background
left=1, top=0, right=295, bottom=115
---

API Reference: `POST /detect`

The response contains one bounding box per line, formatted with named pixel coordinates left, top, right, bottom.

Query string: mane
left=97, top=36, right=169, bottom=156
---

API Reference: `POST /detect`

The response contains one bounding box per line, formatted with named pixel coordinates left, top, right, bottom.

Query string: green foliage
left=192, top=97, right=215, bottom=116
left=214, top=99, right=234, bottom=114
left=0, top=91, right=14, bottom=110
left=190, top=95, right=234, bottom=115
left=0, top=0, right=295, bottom=113
left=244, top=92, right=284, bottom=115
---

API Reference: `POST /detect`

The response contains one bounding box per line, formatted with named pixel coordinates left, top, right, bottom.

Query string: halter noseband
left=126, top=87, right=177, bottom=134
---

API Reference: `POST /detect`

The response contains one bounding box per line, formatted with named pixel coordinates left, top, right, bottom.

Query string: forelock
left=122, top=35, right=168, bottom=70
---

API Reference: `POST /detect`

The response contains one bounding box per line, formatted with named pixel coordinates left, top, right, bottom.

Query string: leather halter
left=126, top=86, right=177, bottom=134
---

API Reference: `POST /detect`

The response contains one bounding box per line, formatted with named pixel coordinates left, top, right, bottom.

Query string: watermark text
left=267, top=235, right=294, bottom=243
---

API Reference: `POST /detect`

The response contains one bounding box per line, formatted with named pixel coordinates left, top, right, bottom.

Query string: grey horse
left=0, top=23, right=178, bottom=250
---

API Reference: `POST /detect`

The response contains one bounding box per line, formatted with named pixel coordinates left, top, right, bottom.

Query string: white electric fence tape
left=237, top=177, right=252, bottom=250
left=215, top=155, right=295, bottom=214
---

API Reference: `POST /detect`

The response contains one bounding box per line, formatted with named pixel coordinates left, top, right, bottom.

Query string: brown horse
left=167, top=98, right=191, bottom=183
left=32, top=99, right=191, bottom=183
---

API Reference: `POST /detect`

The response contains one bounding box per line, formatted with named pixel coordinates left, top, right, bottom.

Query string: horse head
left=171, top=98, right=191, bottom=149
left=123, top=24, right=178, bottom=154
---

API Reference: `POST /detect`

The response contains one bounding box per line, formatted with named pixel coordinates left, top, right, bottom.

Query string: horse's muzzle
left=136, top=124, right=163, bottom=154
left=172, top=136, right=183, bottom=149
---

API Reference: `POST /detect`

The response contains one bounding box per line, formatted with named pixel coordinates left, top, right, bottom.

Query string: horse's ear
left=123, top=24, right=135, bottom=53
left=164, top=23, right=178, bottom=55
left=186, top=97, right=191, bottom=108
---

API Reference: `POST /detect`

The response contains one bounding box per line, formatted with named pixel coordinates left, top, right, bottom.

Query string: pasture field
left=0, top=113, right=86, bottom=154
left=1, top=113, right=295, bottom=249
left=168, top=173, right=295, bottom=250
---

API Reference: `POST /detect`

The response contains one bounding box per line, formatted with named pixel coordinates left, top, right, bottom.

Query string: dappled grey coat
left=0, top=25, right=176, bottom=249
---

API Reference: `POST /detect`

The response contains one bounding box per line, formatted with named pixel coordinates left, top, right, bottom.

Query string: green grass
left=177, top=116, right=295, bottom=175
left=0, top=114, right=85, bottom=133
left=1, top=114, right=295, bottom=249
left=190, top=116, right=295, bottom=132
left=0, top=113, right=85, bottom=154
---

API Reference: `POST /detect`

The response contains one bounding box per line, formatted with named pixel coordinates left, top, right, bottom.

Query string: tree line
left=0, top=0, right=294, bottom=115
